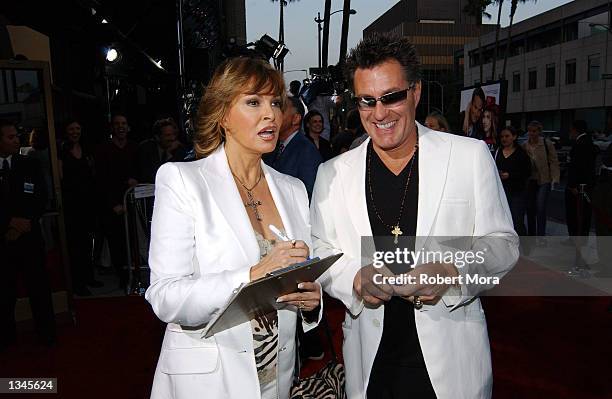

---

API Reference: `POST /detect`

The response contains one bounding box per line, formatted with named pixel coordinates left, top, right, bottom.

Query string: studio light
left=254, top=34, right=289, bottom=64
left=106, top=48, right=120, bottom=63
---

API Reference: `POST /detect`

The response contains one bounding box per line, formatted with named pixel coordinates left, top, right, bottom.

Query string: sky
left=246, top=0, right=575, bottom=84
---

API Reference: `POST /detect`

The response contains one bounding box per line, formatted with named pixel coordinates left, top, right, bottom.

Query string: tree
left=491, top=0, right=504, bottom=81
left=501, top=0, right=537, bottom=80
left=463, top=0, right=493, bottom=83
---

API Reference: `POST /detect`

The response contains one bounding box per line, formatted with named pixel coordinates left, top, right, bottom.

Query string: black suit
left=137, top=139, right=187, bottom=184
left=565, top=134, right=598, bottom=236
left=0, top=154, right=55, bottom=346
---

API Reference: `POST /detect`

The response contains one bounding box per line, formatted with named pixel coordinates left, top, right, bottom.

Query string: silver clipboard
left=202, top=253, right=343, bottom=338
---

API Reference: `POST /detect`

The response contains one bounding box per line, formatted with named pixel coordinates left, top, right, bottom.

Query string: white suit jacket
left=311, top=123, right=519, bottom=399
left=145, top=145, right=316, bottom=399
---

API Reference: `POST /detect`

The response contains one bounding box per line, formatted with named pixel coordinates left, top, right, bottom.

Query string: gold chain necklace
left=367, top=139, right=418, bottom=244
left=232, top=168, right=264, bottom=221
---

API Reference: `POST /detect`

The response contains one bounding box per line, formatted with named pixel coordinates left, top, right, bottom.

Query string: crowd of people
left=0, top=113, right=188, bottom=350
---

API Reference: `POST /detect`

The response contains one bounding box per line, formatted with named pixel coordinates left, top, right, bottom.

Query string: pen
left=268, top=224, right=291, bottom=242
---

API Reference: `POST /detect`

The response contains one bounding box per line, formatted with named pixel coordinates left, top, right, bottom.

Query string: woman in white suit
left=145, top=57, right=321, bottom=399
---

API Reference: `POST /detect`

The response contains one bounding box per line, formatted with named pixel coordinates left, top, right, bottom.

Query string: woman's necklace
left=232, top=168, right=264, bottom=221
left=367, top=139, right=419, bottom=244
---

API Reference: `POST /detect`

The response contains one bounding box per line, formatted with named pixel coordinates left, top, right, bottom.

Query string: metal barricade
left=123, top=184, right=155, bottom=295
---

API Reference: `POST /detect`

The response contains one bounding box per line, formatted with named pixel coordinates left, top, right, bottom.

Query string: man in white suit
left=311, top=34, right=519, bottom=398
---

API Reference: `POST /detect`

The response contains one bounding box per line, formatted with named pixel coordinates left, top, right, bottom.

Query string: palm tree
left=501, top=0, right=537, bottom=80
left=491, top=0, right=504, bottom=81
left=463, top=0, right=493, bottom=83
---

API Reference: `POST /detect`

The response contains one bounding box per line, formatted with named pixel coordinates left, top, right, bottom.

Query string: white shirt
left=0, top=154, right=12, bottom=169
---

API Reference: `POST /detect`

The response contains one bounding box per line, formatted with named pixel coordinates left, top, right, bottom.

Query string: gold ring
left=299, top=300, right=305, bottom=309
left=291, top=239, right=297, bottom=248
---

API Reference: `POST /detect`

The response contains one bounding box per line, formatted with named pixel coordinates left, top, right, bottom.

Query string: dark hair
left=472, top=87, right=485, bottom=105
left=286, top=96, right=305, bottom=120
left=344, top=33, right=422, bottom=91
left=111, top=113, right=128, bottom=123
left=303, top=110, right=323, bottom=134
left=501, top=125, right=518, bottom=136
left=289, top=80, right=301, bottom=96
left=346, top=109, right=362, bottom=131
left=572, top=119, right=588, bottom=133
left=153, top=117, right=178, bottom=137
left=0, top=119, right=16, bottom=137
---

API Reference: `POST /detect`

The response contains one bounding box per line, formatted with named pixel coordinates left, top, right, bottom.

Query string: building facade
left=465, top=0, right=612, bottom=133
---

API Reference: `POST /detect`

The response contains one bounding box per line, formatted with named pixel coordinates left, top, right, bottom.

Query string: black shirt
left=494, top=146, right=531, bottom=195
left=365, top=141, right=426, bottom=367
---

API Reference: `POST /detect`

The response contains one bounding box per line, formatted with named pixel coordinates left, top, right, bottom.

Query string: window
left=528, top=68, right=537, bottom=90
left=565, top=59, right=576, bottom=84
left=546, top=63, right=555, bottom=87
left=512, top=71, right=521, bottom=92
left=588, top=54, right=601, bottom=81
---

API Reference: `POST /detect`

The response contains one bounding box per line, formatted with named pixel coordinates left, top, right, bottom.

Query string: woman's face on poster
left=482, top=110, right=492, bottom=132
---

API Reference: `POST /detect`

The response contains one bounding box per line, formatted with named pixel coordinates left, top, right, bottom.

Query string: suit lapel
left=340, top=141, right=373, bottom=238
left=199, top=146, right=260, bottom=265
left=416, top=123, right=452, bottom=238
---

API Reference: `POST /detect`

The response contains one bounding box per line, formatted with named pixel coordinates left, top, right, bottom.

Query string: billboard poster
left=460, top=80, right=507, bottom=151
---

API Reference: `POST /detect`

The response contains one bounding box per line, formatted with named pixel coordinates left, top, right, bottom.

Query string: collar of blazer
left=336, top=122, right=452, bottom=240
left=198, top=144, right=300, bottom=265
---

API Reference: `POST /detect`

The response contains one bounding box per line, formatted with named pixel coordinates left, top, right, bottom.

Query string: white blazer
left=145, top=145, right=316, bottom=399
left=311, top=123, right=519, bottom=399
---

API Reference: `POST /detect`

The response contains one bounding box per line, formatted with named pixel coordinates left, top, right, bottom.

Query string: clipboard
left=202, top=253, right=343, bottom=338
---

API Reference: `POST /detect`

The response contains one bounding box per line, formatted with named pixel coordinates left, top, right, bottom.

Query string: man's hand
left=9, top=217, right=31, bottom=234
left=393, top=263, right=459, bottom=305
left=353, top=264, right=394, bottom=307
left=127, top=178, right=139, bottom=188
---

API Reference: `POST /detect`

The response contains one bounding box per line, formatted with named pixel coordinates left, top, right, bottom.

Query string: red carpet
left=1, top=294, right=610, bottom=398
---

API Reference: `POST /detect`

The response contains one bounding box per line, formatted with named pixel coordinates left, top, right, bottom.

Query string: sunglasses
left=353, top=84, right=416, bottom=109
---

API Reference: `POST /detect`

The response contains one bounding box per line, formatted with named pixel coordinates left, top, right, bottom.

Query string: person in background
left=593, top=140, right=612, bottom=277
left=522, top=120, right=559, bottom=245
left=145, top=57, right=321, bottom=399
left=495, top=126, right=531, bottom=237
left=289, top=80, right=301, bottom=98
left=138, top=117, right=186, bottom=184
left=24, top=128, right=53, bottom=210
left=304, top=110, right=333, bottom=161
left=94, top=113, right=139, bottom=288
left=333, top=108, right=363, bottom=155
left=263, top=96, right=322, bottom=198
left=0, top=120, right=56, bottom=350
left=59, top=119, right=102, bottom=296
left=424, top=111, right=449, bottom=132
left=565, top=120, right=598, bottom=239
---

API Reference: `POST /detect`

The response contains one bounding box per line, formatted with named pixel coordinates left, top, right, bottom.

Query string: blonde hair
left=194, top=57, right=286, bottom=158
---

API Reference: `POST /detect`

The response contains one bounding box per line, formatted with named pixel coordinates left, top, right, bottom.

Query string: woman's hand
left=276, top=282, right=321, bottom=312
left=249, top=240, right=309, bottom=281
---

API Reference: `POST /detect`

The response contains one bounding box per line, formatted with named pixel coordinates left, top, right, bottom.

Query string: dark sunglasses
left=353, top=84, right=416, bottom=109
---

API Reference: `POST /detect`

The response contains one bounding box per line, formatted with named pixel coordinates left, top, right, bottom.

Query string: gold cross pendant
left=244, top=191, right=263, bottom=221
left=391, top=225, right=403, bottom=244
